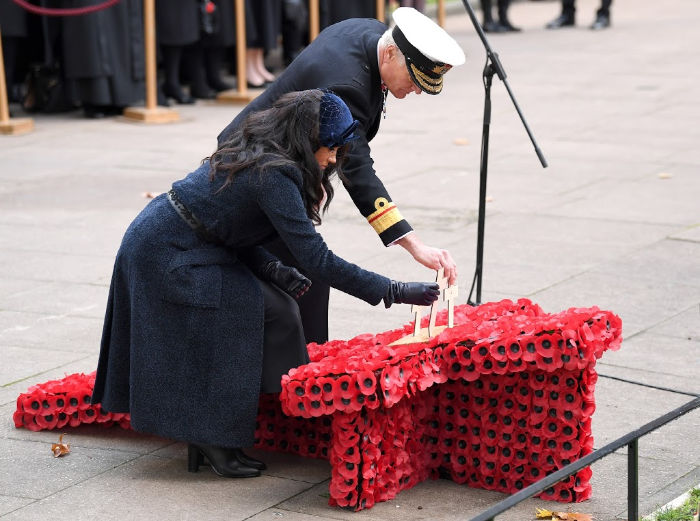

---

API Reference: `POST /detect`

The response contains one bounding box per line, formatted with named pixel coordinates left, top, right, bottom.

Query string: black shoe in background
left=590, top=14, right=610, bottom=30
left=190, top=85, right=216, bottom=100
left=482, top=21, right=508, bottom=33
left=162, top=83, right=195, bottom=105
left=499, top=19, right=522, bottom=32
left=546, top=13, right=575, bottom=29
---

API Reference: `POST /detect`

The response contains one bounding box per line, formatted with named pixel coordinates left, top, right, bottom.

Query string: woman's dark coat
left=92, top=163, right=390, bottom=448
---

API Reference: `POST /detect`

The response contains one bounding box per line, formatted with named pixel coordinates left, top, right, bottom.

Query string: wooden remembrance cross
left=390, top=268, right=458, bottom=346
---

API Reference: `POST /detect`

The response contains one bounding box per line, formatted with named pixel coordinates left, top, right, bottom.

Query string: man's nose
left=328, top=151, right=337, bottom=164
left=412, top=83, right=422, bottom=95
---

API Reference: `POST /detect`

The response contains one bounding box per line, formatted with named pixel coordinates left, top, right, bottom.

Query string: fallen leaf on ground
left=657, top=172, right=672, bottom=179
left=142, top=191, right=162, bottom=199
left=536, top=508, right=593, bottom=521
left=51, top=433, right=70, bottom=458
left=453, top=138, right=469, bottom=146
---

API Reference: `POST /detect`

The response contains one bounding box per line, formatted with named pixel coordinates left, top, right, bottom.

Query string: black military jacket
left=218, top=18, right=413, bottom=246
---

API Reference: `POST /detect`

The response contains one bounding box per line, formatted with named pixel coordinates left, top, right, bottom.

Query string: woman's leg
left=245, top=48, right=265, bottom=87
left=161, top=45, right=194, bottom=104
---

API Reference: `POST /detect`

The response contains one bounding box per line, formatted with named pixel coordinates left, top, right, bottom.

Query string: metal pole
left=628, top=439, right=639, bottom=521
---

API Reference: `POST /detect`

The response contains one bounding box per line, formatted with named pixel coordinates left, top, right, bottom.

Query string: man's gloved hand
left=260, top=260, right=311, bottom=299
left=384, top=281, right=440, bottom=308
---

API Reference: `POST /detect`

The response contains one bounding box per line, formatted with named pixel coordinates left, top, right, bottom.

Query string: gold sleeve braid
left=367, top=197, right=405, bottom=235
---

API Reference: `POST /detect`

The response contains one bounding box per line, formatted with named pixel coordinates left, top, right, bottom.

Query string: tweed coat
left=218, top=18, right=413, bottom=246
left=92, top=162, right=390, bottom=448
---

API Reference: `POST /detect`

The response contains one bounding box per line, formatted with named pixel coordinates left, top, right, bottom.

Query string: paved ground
left=1, top=0, right=698, bottom=519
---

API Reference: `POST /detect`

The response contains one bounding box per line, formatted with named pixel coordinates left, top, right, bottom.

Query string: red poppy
left=18, top=393, right=43, bottom=414
left=335, top=374, right=356, bottom=400
left=356, top=370, right=377, bottom=396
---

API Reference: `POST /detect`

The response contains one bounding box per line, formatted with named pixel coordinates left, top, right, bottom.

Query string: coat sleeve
left=331, top=82, right=414, bottom=246
left=255, top=169, right=391, bottom=305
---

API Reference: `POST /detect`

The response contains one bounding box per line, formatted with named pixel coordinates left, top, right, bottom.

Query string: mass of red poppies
left=13, top=298, right=621, bottom=511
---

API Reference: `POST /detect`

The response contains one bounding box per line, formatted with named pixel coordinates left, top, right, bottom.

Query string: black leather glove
left=383, top=281, right=440, bottom=308
left=260, top=260, right=311, bottom=300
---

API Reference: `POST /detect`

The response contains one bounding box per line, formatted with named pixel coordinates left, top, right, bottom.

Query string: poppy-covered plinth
left=256, top=299, right=621, bottom=509
left=12, top=299, right=621, bottom=511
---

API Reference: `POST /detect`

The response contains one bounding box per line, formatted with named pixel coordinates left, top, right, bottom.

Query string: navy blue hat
left=318, top=92, right=360, bottom=149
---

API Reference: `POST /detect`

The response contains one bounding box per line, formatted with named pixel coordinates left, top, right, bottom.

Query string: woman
left=91, top=90, right=439, bottom=478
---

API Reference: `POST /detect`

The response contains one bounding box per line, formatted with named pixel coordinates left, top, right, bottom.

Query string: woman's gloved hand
left=384, top=281, right=440, bottom=308
left=260, top=260, right=311, bottom=299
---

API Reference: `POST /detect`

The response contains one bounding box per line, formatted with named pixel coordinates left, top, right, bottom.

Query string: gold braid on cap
left=409, top=63, right=443, bottom=94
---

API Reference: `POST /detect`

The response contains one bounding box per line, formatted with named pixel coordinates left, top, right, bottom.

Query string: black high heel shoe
left=162, top=83, right=195, bottom=105
left=232, top=448, right=267, bottom=470
left=187, top=443, right=260, bottom=478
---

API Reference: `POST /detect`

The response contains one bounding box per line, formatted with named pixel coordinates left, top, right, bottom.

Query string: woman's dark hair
left=207, top=89, right=347, bottom=225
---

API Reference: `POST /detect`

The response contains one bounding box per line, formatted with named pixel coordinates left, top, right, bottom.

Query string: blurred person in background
left=546, top=0, right=612, bottom=30
left=481, top=0, right=520, bottom=32
left=0, top=0, right=29, bottom=104
left=245, top=0, right=280, bottom=88
left=156, top=0, right=199, bottom=103
left=60, top=0, right=145, bottom=117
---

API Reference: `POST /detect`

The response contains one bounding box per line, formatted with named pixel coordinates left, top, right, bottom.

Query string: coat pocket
left=162, top=248, right=236, bottom=309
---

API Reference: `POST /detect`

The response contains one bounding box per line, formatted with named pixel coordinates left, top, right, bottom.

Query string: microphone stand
left=461, top=0, right=548, bottom=306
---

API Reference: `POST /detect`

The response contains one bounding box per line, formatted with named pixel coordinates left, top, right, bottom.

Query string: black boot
left=546, top=12, right=575, bottom=29
left=161, top=45, right=194, bottom=104
left=204, top=47, right=233, bottom=92
left=184, top=44, right=215, bottom=100
left=232, top=448, right=267, bottom=470
left=187, top=444, right=260, bottom=478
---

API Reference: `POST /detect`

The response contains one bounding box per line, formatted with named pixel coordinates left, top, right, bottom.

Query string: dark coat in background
left=0, top=0, right=28, bottom=37
left=92, top=163, right=390, bottom=448
left=61, top=0, right=145, bottom=107
left=246, top=0, right=281, bottom=51
left=155, top=0, right=200, bottom=46
left=205, top=0, right=237, bottom=48
left=319, top=0, right=378, bottom=29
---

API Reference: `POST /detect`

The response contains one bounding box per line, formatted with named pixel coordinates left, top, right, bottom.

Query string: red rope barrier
left=11, top=0, right=120, bottom=17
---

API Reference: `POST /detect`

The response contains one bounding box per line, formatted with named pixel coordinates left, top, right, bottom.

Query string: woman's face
left=314, top=146, right=338, bottom=170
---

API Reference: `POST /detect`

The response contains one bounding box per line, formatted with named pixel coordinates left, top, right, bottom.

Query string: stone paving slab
left=0, top=437, right=140, bottom=500
left=0, top=310, right=103, bottom=353
left=0, top=456, right=315, bottom=521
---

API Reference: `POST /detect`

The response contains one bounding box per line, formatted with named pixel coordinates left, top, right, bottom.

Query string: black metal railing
left=469, top=396, right=700, bottom=521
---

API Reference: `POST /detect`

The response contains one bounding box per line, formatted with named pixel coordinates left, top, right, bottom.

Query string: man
left=218, top=8, right=465, bottom=343
left=546, top=0, right=613, bottom=30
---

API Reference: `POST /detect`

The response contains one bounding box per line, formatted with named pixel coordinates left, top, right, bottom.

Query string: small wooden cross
left=411, top=304, right=423, bottom=337
left=428, top=268, right=449, bottom=337
left=443, top=284, right=459, bottom=328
